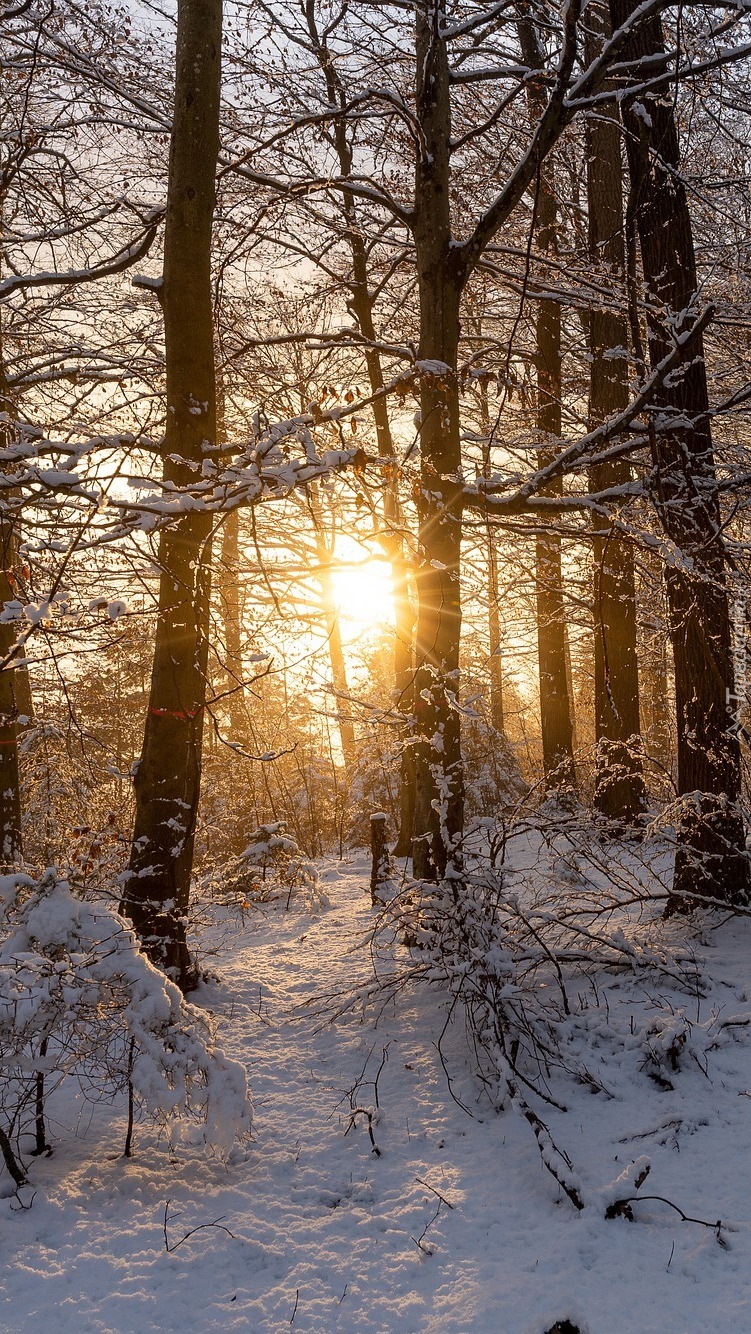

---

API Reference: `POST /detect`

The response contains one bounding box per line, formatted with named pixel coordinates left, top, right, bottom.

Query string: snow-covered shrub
left=222, top=823, right=324, bottom=907
left=641, top=1011, right=690, bottom=1085
left=0, top=871, right=251, bottom=1186
left=372, top=813, right=703, bottom=1210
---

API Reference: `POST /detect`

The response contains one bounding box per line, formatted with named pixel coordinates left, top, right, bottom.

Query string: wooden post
left=369, top=812, right=390, bottom=905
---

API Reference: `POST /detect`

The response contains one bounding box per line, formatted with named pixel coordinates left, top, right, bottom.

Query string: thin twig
left=162, top=1199, right=237, bottom=1253
left=415, top=1176, right=455, bottom=1210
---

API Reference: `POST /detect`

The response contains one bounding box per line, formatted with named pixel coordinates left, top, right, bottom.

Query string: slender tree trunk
left=219, top=507, right=244, bottom=731
left=348, top=284, right=415, bottom=851
left=356, top=331, right=415, bottom=856
left=316, top=561, right=358, bottom=776
left=306, top=484, right=357, bottom=775
left=215, top=380, right=245, bottom=735
left=0, top=537, right=22, bottom=865
left=122, top=0, right=223, bottom=985
left=0, top=316, right=27, bottom=865
left=585, top=6, right=645, bottom=822
left=611, top=0, right=750, bottom=905
left=411, top=0, right=464, bottom=879
left=639, top=552, right=672, bottom=774
left=533, top=194, right=576, bottom=791
left=478, top=381, right=506, bottom=735
left=304, top=8, right=416, bottom=855
left=487, top=531, right=505, bottom=735
left=517, top=10, right=576, bottom=793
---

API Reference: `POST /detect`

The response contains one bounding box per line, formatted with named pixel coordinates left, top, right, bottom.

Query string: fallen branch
left=162, top=1199, right=237, bottom=1252
left=606, top=1193, right=728, bottom=1246
left=411, top=1199, right=443, bottom=1256
left=344, top=1107, right=382, bottom=1156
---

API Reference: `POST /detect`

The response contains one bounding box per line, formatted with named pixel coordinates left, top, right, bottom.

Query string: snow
left=2, top=853, right=751, bottom=1332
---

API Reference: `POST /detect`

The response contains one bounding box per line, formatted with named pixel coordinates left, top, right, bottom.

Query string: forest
left=3, top=1, right=751, bottom=1330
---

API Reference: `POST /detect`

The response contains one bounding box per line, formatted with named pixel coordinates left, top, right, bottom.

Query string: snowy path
left=2, top=854, right=751, bottom=1332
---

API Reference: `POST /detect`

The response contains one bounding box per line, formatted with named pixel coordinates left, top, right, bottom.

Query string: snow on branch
left=0, top=871, right=252, bottom=1180
left=0, top=213, right=163, bottom=300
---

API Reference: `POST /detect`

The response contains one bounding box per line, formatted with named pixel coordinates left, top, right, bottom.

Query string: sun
left=330, top=550, right=394, bottom=641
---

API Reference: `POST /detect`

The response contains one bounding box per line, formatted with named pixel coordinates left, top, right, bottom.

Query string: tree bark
left=304, top=11, right=416, bottom=855
left=307, top=485, right=358, bottom=776
left=585, top=5, right=646, bottom=822
left=533, top=252, right=576, bottom=791
left=639, top=551, right=672, bottom=775
left=517, top=10, right=576, bottom=794
left=369, top=811, right=391, bottom=905
left=611, top=0, right=750, bottom=905
left=478, top=379, right=506, bottom=736
left=411, top=0, right=464, bottom=879
left=122, top=0, right=223, bottom=985
left=0, top=315, right=29, bottom=866
left=346, top=268, right=415, bottom=846
left=218, top=507, right=245, bottom=734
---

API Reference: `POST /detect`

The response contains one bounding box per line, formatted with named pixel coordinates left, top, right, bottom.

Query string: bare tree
left=1, top=3, right=160, bottom=864
left=122, top=0, right=223, bottom=987
left=517, top=7, right=577, bottom=795
left=585, top=2, right=645, bottom=822
left=612, top=0, right=750, bottom=905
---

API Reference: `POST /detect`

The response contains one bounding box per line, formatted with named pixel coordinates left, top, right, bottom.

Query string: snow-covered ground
left=2, top=851, right=751, bottom=1333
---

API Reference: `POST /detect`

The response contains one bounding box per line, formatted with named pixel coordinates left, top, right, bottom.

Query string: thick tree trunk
left=585, top=7, right=645, bottom=822
left=122, top=0, right=222, bottom=985
left=611, top=0, right=750, bottom=905
left=411, top=1, right=464, bottom=879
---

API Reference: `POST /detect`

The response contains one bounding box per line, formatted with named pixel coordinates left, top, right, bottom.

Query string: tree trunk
left=218, top=507, right=245, bottom=733
left=215, top=380, right=245, bottom=737
left=411, top=1, right=464, bottom=879
left=306, top=483, right=358, bottom=776
left=478, top=380, right=506, bottom=736
left=369, top=811, right=391, bottom=905
left=533, top=192, right=576, bottom=792
left=611, top=0, right=750, bottom=905
left=122, top=0, right=223, bottom=986
left=0, top=319, right=28, bottom=866
left=316, top=557, right=358, bottom=776
left=304, top=7, right=416, bottom=856
left=517, top=11, right=576, bottom=794
left=585, top=6, right=645, bottom=822
left=348, top=278, right=415, bottom=851
left=639, top=552, right=672, bottom=776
